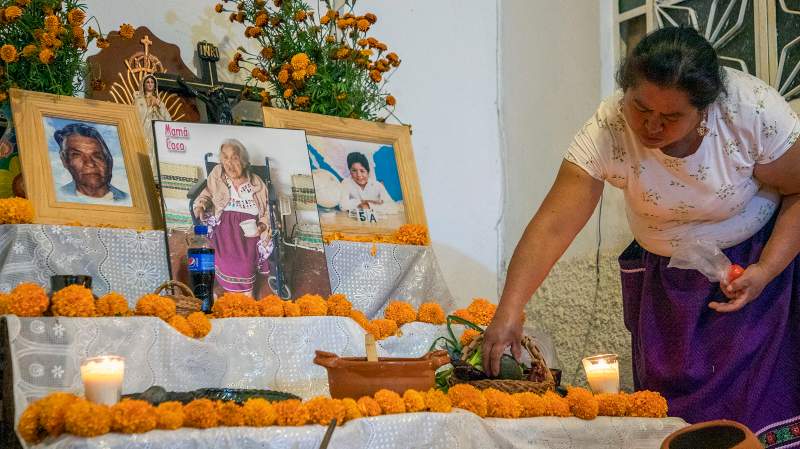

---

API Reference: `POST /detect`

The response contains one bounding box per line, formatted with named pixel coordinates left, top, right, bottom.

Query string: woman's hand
left=193, top=203, right=206, bottom=218
left=358, top=201, right=371, bottom=209
left=257, top=222, right=268, bottom=234
left=481, top=307, right=524, bottom=377
left=709, top=263, right=774, bottom=312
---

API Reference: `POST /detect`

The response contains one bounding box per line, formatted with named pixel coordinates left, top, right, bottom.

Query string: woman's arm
left=482, top=160, right=604, bottom=376
left=712, top=139, right=800, bottom=312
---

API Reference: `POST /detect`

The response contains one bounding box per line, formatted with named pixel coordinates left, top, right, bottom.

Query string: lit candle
left=582, top=353, right=620, bottom=394
left=80, top=356, right=125, bottom=405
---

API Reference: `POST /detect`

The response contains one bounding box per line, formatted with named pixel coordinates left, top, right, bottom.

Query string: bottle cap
left=194, top=225, right=208, bottom=236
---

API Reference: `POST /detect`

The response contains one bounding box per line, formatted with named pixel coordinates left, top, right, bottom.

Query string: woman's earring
left=696, top=112, right=709, bottom=137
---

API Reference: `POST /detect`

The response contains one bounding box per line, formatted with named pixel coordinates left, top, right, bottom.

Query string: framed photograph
left=153, top=121, right=331, bottom=299
left=10, top=89, right=162, bottom=229
left=262, top=108, right=427, bottom=236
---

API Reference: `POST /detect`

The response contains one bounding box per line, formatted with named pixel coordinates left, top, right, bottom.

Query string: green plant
left=216, top=0, right=400, bottom=121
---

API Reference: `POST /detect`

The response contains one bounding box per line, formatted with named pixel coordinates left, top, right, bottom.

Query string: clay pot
left=660, top=420, right=762, bottom=449
left=314, top=350, right=450, bottom=399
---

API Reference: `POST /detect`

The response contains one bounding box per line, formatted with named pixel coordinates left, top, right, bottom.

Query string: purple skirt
left=209, top=210, right=269, bottom=293
left=620, top=213, right=800, bottom=443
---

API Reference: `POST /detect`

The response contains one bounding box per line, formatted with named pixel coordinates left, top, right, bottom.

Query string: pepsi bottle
left=188, top=225, right=215, bottom=313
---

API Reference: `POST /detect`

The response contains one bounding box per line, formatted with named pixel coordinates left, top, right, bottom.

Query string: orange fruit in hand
left=728, top=264, right=745, bottom=282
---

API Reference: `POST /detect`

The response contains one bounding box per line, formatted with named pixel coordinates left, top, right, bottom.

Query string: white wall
left=84, top=0, right=502, bottom=305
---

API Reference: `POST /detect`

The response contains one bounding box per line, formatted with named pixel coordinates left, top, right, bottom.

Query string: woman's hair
left=55, top=123, right=113, bottom=172
left=141, top=74, right=158, bottom=93
left=616, top=27, right=726, bottom=109
left=347, top=152, right=370, bottom=172
left=219, top=138, right=251, bottom=169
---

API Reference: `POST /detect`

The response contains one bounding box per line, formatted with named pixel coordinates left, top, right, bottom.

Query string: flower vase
left=0, top=102, right=22, bottom=198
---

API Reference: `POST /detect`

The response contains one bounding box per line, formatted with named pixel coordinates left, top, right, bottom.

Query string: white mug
left=239, top=219, right=259, bottom=237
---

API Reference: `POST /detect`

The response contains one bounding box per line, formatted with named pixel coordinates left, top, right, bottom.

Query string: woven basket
left=154, top=281, right=202, bottom=316
left=448, top=335, right=555, bottom=394
left=291, top=174, right=317, bottom=210
left=159, top=162, right=202, bottom=199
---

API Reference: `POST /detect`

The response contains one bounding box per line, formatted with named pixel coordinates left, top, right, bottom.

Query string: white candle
left=80, top=356, right=125, bottom=405
left=582, top=354, right=620, bottom=394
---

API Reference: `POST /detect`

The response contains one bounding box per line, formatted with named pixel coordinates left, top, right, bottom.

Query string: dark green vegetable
left=122, top=386, right=300, bottom=405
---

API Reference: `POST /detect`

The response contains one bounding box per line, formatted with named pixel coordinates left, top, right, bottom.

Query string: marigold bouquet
left=0, top=0, right=133, bottom=102
left=215, top=0, right=400, bottom=121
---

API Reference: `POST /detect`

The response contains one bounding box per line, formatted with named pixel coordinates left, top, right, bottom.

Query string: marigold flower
left=356, top=38, right=368, bottom=48
left=283, top=300, right=301, bottom=316
left=155, top=401, right=183, bottom=429
left=403, top=389, right=426, bottom=412
left=119, top=23, right=135, bottom=39
left=167, top=315, right=194, bottom=337
left=87, top=26, right=99, bottom=38
left=306, top=396, right=346, bottom=426
left=260, top=46, right=274, bottom=59
left=135, top=294, right=176, bottom=320
left=64, top=399, right=111, bottom=437
left=227, top=60, right=240, bottom=73
left=448, top=384, right=487, bottom=417
left=38, top=392, right=79, bottom=437
left=415, top=302, right=443, bottom=325
left=290, top=53, right=310, bottom=71
left=0, top=44, right=17, bottom=63
left=212, top=292, right=259, bottom=317
left=371, top=318, right=398, bottom=340
left=334, top=47, right=350, bottom=59
left=364, top=13, right=377, bottom=24
left=4, top=6, right=22, bottom=21
left=270, top=16, right=281, bottom=27
left=283, top=88, right=294, bottom=99
left=16, top=0, right=31, bottom=5
left=294, top=10, right=307, bottom=21
left=40, top=32, right=58, bottom=48
left=356, top=19, right=370, bottom=32
left=9, top=283, right=49, bottom=316
left=242, top=398, right=276, bottom=426
left=297, top=294, right=327, bottom=316
left=217, top=401, right=245, bottom=426
left=110, top=399, right=156, bottom=433
left=384, top=301, right=416, bottom=326
left=466, top=298, right=497, bottom=326
left=258, top=295, right=284, bottom=317
left=292, top=69, right=306, bottom=81
left=0, top=197, right=34, bottom=224
left=353, top=396, right=380, bottom=417
left=306, top=63, right=317, bottom=76
left=0, top=292, right=10, bottom=315
left=387, top=52, right=400, bottom=65
left=349, top=309, right=369, bottom=328
left=186, top=311, right=211, bottom=338
left=96, top=292, right=129, bottom=317
left=460, top=329, right=481, bottom=348
left=385, top=95, right=397, bottom=107
left=566, top=387, right=599, bottom=420
left=252, top=67, right=268, bottom=82
left=336, top=18, right=349, bottom=29
left=374, top=389, right=405, bottom=414
left=214, top=3, right=224, bottom=13
left=627, top=390, right=668, bottom=418
left=341, top=398, right=362, bottom=422
left=367, top=37, right=379, bottom=47
left=513, top=392, right=546, bottom=417
left=52, top=284, right=95, bottom=317
left=19, top=44, right=37, bottom=59
left=325, top=35, right=336, bottom=43
left=44, top=15, right=60, bottom=34
left=276, top=69, right=289, bottom=84
left=595, top=392, right=628, bottom=417
left=375, top=42, right=388, bottom=52
left=67, top=8, right=86, bottom=25
left=235, top=12, right=245, bottom=23
left=255, top=12, right=268, bottom=27
left=394, top=224, right=429, bottom=245
left=96, top=38, right=110, bottom=49
left=424, top=389, right=452, bottom=413
left=542, top=391, right=571, bottom=417
left=483, top=388, right=521, bottom=418
left=452, top=309, right=475, bottom=323
left=18, top=402, right=44, bottom=443
left=275, top=399, right=310, bottom=426
left=183, top=399, right=219, bottom=428
left=259, top=90, right=271, bottom=106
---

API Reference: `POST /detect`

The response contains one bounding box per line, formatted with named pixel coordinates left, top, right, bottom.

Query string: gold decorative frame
left=262, top=107, right=427, bottom=236
left=11, top=89, right=162, bottom=229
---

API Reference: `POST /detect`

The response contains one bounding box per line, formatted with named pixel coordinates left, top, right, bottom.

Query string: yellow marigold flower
left=168, top=315, right=194, bottom=337
left=342, top=398, right=362, bottom=422
left=186, top=312, right=211, bottom=338
left=387, top=52, right=400, bottom=65
left=119, top=23, right=135, bottom=39
left=294, top=10, right=307, bottom=21
left=369, top=70, right=382, bottom=83
left=336, top=18, right=348, bottom=29
left=0, top=292, right=10, bottom=315
left=218, top=401, right=245, bottom=426
left=394, top=224, right=429, bottom=246
left=367, top=37, right=379, bottom=47
left=448, top=384, right=487, bottom=417
left=460, top=329, right=481, bottom=347
left=235, top=11, right=245, bottom=23
left=38, top=392, right=79, bottom=437
left=424, top=389, right=452, bottom=413
left=356, top=19, right=370, bottom=32
left=252, top=67, right=268, bottom=82
left=484, top=388, right=522, bottom=418
left=87, top=26, right=99, bottom=38
left=349, top=309, right=369, bottom=328
left=277, top=69, right=289, bottom=84
left=514, top=392, right=546, bottom=417
left=336, top=92, right=348, bottom=101
left=627, top=390, right=668, bottom=418
left=20, top=44, right=37, bottom=58
left=135, top=294, right=176, bottom=321
left=320, top=15, right=331, bottom=25
left=96, top=292, right=130, bottom=317
left=384, top=301, right=416, bottom=326
left=255, top=12, right=268, bottom=27
left=64, top=399, right=111, bottom=437
left=542, top=391, right=571, bottom=417
left=4, top=6, right=22, bottom=21
left=376, top=60, right=390, bottom=72
left=325, top=35, right=335, bottom=43
left=242, top=398, right=276, bottom=426
left=306, top=396, right=346, bottom=426
left=326, top=293, right=352, bottom=317
left=40, top=32, right=58, bottom=48
left=417, top=302, right=444, bottom=324
left=260, top=90, right=271, bottom=106
left=357, top=396, right=381, bottom=416
left=596, top=392, right=628, bottom=417
left=258, top=294, right=284, bottom=317
left=383, top=96, right=397, bottom=109
left=467, top=298, right=497, bottom=326
left=183, top=399, right=219, bottom=428
left=566, top=387, right=599, bottom=420
left=359, top=49, right=372, bottom=57
left=18, top=401, right=44, bottom=443
left=260, top=46, right=273, bottom=59
left=275, top=399, right=310, bottom=426
left=44, top=15, right=60, bottom=34
left=357, top=38, right=368, bottom=47
left=335, top=47, right=350, bottom=59
left=452, top=308, right=475, bottom=323
left=0, top=44, right=17, bottom=63
left=154, top=401, right=183, bottom=430
left=16, top=0, right=31, bottom=5
left=371, top=318, right=398, bottom=340
left=374, top=389, right=405, bottom=414
left=9, top=283, right=48, bottom=316
left=292, top=69, right=306, bottom=81
left=96, top=38, right=110, bottom=49
left=212, top=292, right=259, bottom=317
left=110, top=399, right=156, bottom=434
left=297, top=294, right=327, bottom=316
left=375, top=42, right=388, bottom=52
left=403, top=389, right=426, bottom=412
left=52, top=284, right=95, bottom=317
left=67, top=8, right=86, bottom=26
left=306, top=63, right=317, bottom=76
left=214, top=3, right=224, bottom=13
left=227, top=60, right=240, bottom=73
left=290, top=53, right=310, bottom=71
left=283, top=300, right=301, bottom=317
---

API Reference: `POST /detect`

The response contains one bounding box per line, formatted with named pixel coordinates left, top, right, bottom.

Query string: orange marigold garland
left=212, top=292, right=259, bottom=317
left=217, top=401, right=245, bottom=426
left=460, top=329, right=481, bottom=347
left=373, top=389, right=405, bottom=414
left=452, top=308, right=476, bottom=323
left=275, top=399, right=310, bottom=426
left=394, top=224, right=429, bottom=246
left=356, top=396, right=382, bottom=417
left=283, top=301, right=301, bottom=317
left=466, top=298, right=497, bottom=326
left=110, top=399, right=157, bottom=434
left=383, top=300, right=416, bottom=326
left=0, top=197, right=34, bottom=224
left=596, top=392, right=628, bottom=417
left=134, top=294, right=176, bottom=321
left=483, top=388, right=522, bottom=419
left=242, top=398, right=277, bottom=426
left=566, top=387, right=599, bottom=420
left=18, top=401, right=44, bottom=443
left=64, top=399, right=112, bottom=437
left=96, top=292, right=130, bottom=317
left=448, top=384, right=488, bottom=417
left=37, top=392, right=79, bottom=437
left=417, top=302, right=445, bottom=325
left=258, top=295, right=285, bottom=317
left=0, top=292, right=10, bottom=315
left=326, top=293, right=352, bottom=317
left=342, top=397, right=362, bottom=421
left=542, top=391, right=571, bottom=417
left=513, top=392, right=546, bottom=418
left=371, top=318, right=398, bottom=340
left=402, top=389, right=426, bottom=413
left=183, top=399, right=219, bottom=428
left=9, top=283, right=49, bottom=316
left=296, top=294, right=327, bottom=316
left=51, top=285, right=95, bottom=317
left=186, top=311, right=212, bottom=338
left=424, top=389, right=452, bottom=413
left=306, top=396, right=346, bottom=426
left=627, top=390, right=668, bottom=418
left=167, top=315, right=194, bottom=338
left=155, top=401, right=184, bottom=430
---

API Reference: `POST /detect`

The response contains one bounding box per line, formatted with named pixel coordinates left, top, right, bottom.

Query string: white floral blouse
left=566, top=68, right=800, bottom=256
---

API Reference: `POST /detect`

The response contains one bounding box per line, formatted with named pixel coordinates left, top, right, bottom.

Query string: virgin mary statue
left=134, top=74, right=171, bottom=179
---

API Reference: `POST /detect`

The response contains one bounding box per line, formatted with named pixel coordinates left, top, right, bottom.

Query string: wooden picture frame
left=11, top=88, right=162, bottom=229
left=262, top=107, right=427, bottom=236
